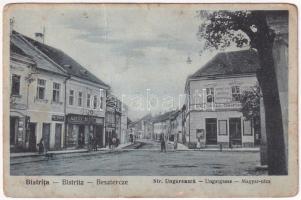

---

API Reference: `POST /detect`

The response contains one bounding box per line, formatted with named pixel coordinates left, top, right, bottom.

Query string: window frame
left=37, top=78, right=46, bottom=100
left=11, top=74, right=21, bottom=96
left=69, top=90, right=74, bottom=105
left=232, top=86, right=241, bottom=102
left=206, top=87, right=215, bottom=103
left=52, top=82, right=60, bottom=103
left=243, top=119, right=253, bottom=136
left=87, top=93, right=91, bottom=108
left=78, top=91, right=83, bottom=107
left=218, top=120, right=228, bottom=136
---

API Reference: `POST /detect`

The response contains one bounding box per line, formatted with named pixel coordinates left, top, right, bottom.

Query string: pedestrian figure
left=160, top=133, right=166, bottom=152
left=37, top=138, right=44, bottom=154
left=196, top=138, right=201, bottom=150
left=112, top=137, right=117, bottom=150
left=173, top=138, right=178, bottom=151
left=93, top=137, right=98, bottom=151
left=88, top=134, right=93, bottom=151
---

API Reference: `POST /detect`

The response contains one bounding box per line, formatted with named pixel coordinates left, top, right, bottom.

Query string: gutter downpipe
left=63, top=75, right=71, bottom=149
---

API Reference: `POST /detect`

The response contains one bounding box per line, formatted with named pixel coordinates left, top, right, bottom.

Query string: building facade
left=11, top=31, right=69, bottom=151
left=10, top=31, right=109, bottom=151
left=184, top=50, right=261, bottom=148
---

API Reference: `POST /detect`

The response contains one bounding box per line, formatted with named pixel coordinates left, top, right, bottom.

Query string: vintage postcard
left=2, top=3, right=298, bottom=198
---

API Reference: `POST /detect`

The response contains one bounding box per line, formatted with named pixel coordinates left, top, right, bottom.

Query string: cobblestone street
left=11, top=140, right=267, bottom=176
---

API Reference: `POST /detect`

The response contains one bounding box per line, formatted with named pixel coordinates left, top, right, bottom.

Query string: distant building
left=152, top=111, right=176, bottom=141
left=184, top=50, right=261, bottom=148
left=169, top=110, right=183, bottom=143
left=129, top=114, right=153, bottom=140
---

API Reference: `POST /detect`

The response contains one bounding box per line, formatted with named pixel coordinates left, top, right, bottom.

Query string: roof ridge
left=14, top=32, right=68, bottom=75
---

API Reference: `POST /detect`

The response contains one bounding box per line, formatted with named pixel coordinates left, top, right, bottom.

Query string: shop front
left=66, top=114, right=104, bottom=149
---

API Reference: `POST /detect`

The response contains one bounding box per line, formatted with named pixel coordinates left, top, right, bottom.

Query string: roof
left=10, top=42, right=30, bottom=57
left=11, top=32, right=67, bottom=76
left=190, top=49, right=260, bottom=79
left=152, top=110, right=178, bottom=123
left=12, top=31, right=109, bottom=88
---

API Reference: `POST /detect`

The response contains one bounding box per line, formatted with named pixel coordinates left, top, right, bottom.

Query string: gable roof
left=190, top=49, right=260, bottom=79
left=11, top=32, right=67, bottom=76
left=13, top=31, right=109, bottom=88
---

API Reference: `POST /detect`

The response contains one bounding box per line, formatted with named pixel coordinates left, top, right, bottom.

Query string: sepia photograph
left=3, top=3, right=298, bottom=198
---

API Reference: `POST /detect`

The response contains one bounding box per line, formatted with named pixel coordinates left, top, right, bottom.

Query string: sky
left=10, top=5, right=238, bottom=120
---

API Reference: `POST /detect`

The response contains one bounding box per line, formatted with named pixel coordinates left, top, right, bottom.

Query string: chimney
left=35, top=32, right=44, bottom=43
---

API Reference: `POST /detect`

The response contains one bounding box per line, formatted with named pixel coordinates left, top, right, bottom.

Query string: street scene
left=11, top=140, right=264, bottom=176
left=9, top=7, right=288, bottom=176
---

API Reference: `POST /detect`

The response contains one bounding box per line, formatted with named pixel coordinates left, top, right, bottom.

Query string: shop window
left=87, top=94, right=91, bottom=107
left=78, top=92, right=82, bottom=106
left=218, top=120, right=228, bottom=135
left=11, top=74, right=21, bottom=96
left=37, top=79, right=46, bottom=99
left=206, top=88, right=214, bottom=103
left=52, top=82, right=60, bottom=103
left=232, top=86, right=241, bottom=101
left=93, top=95, right=97, bottom=109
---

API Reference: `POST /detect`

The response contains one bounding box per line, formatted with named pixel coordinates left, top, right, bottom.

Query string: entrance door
left=205, top=118, right=217, bottom=145
left=28, top=123, right=36, bottom=152
left=78, top=125, right=85, bottom=147
left=229, top=118, right=242, bottom=146
left=55, top=123, right=62, bottom=150
left=10, top=117, right=17, bottom=146
left=95, top=125, right=103, bottom=148
left=42, top=123, right=51, bottom=150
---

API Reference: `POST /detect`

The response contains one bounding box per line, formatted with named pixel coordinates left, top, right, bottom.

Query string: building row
left=149, top=50, right=262, bottom=148
left=10, top=31, right=128, bottom=152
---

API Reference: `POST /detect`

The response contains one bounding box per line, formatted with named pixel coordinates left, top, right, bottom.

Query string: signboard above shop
left=67, top=114, right=104, bottom=125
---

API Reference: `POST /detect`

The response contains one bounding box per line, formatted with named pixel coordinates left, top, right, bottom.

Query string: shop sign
left=52, top=115, right=65, bottom=121
left=68, top=114, right=96, bottom=124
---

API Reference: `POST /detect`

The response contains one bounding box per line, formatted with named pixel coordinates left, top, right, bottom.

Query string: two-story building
left=11, top=31, right=68, bottom=151
left=10, top=31, right=109, bottom=151
left=10, top=39, right=36, bottom=152
left=152, top=111, right=175, bottom=141
left=20, top=35, right=110, bottom=149
left=184, top=50, right=261, bottom=148
left=170, top=110, right=183, bottom=143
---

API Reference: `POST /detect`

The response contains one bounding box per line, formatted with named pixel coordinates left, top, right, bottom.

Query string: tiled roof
left=10, top=42, right=30, bottom=58
left=152, top=110, right=178, bottom=123
left=12, top=31, right=109, bottom=88
left=11, top=32, right=67, bottom=76
left=190, top=50, right=260, bottom=78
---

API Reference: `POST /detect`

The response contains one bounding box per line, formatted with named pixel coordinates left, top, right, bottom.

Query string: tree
left=240, top=84, right=261, bottom=121
left=198, top=11, right=287, bottom=175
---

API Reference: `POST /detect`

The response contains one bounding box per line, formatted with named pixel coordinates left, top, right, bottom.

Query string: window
left=206, top=88, right=214, bottom=103
left=37, top=79, right=46, bottom=99
left=11, top=74, right=21, bottom=95
left=93, top=95, right=97, bottom=109
left=69, top=90, right=74, bottom=105
left=243, top=120, right=253, bottom=136
left=99, top=89, right=104, bottom=110
left=232, top=86, right=240, bottom=101
left=87, top=94, right=91, bottom=107
left=52, top=83, right=60, bottom=103
left=78, top=92, right=83, bottom=106
left=218, top=120, right=228, bottom=135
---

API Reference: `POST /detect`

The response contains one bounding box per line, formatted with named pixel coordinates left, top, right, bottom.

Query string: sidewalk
left=167, top=141, right=260, bottom=152
left=10, top=142, right=133, bottom=159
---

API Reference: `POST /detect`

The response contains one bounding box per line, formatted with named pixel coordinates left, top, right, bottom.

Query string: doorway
left=10, top=117, right=18, bottom=146
left=229, top=118, right=242, bottom=146
left=42, top=123, right=51, bottom=150
left=55, top=123, right=62, bottom=150
left=205, top=118, right=217, bottom=145
left=78, top=125, right=85, bottom=147
left=95, top=125, right=103, bottom=148
left=28, top=123, right=36, bottom=152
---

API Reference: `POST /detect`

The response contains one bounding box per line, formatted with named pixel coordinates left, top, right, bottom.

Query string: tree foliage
left=240, top=84, right=261, bottom=121
left=197, top=10, right=275, bottom=52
